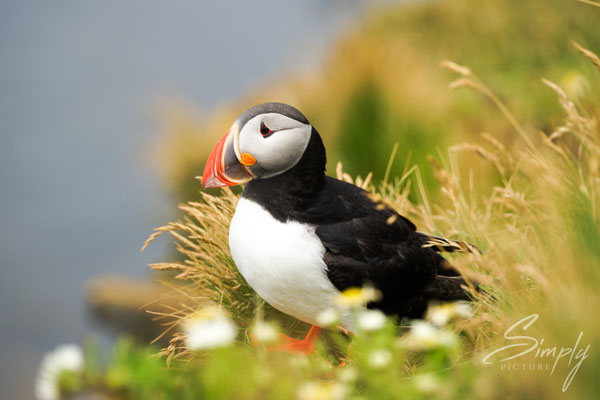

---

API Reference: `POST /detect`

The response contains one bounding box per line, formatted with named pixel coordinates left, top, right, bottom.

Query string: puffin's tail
left=417, top=232, right=481, bottom=254
left=423, top=275, right=478, bottom=302
left=417, top=232, right=481, bottom=301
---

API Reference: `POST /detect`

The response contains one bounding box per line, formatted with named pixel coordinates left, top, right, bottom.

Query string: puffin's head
left=202, top=102, right=313, bottom=188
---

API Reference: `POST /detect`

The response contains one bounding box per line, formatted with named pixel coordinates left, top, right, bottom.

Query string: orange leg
left=268, top=325, right=323, bottom=355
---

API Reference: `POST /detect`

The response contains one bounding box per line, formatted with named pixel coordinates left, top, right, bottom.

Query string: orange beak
left=202, top=129, right=253, bottom=188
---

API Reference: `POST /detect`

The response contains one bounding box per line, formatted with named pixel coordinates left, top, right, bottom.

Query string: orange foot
left=268, top=325, right=323, bottom=355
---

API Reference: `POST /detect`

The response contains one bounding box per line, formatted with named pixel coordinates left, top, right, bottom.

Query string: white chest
left=229, top=197, right=340, bottom=326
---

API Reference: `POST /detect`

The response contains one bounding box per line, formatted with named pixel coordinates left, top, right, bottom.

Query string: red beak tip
left=202, top=177, right=222, bottom=189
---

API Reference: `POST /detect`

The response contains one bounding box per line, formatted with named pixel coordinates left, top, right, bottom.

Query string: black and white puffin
left=202, top=102, right=474, bottom=353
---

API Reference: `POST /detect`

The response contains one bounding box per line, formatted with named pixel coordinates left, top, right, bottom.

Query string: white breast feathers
left=229, top=197, right=341, bottom=326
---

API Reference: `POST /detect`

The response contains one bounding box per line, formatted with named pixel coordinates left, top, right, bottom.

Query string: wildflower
left=316, top=308, right=340, bottom=328
left=405, top=321, right=458, bottom=350
left=35, top=344, right=84, bottom=400
left=409, top=321, right=437, bottom=344
left=334, top=286, right=381, bottom=309
left=426, top=301, right=473, bottom=326
left=297, top=381, right=347, bottom=400
left=357, top=309, right=387, bottom=332
left=436, top=329, right=458, bottom=348
left=252, top=320, right=279, bottom=344
left=183, top=306, right=237, bottom=350
left=413, top=374, right=439, bottom=393
left=367, top=348, right=392, bottom=369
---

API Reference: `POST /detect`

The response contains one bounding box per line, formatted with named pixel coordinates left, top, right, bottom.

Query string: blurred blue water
left=0, top=0, right=381, bottom=397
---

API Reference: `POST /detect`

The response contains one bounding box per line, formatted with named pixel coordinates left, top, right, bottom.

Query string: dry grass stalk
left=443, top=61, right=535, bottom=152
left=144, top=185, right=255, bottom=328
left=572, top=41, right=600, bottom=70
left=576, top=0, right=600, bottom=9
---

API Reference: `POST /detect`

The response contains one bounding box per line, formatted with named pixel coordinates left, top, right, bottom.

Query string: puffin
left=202, top=102, right=475, bottom=353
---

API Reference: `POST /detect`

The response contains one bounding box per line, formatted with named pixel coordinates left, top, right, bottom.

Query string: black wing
left=298, top=177, right=468, bottom=318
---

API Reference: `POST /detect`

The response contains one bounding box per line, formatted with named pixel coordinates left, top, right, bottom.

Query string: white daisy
left=251, top=320, right=279, bottom=344
left=35, top=344, right=84, bottom=400
left=367, top=348, right=392, bottom=369
left=405, top=321, right=458, bottom=350
left=357, top=309, right=387, bottom=332
left=316, top=308, right=340, bottom=328
left=426, top=301, right=473, bottom=326
left=183, top=307, right=237, bottom=350
left=413, top=374, right=439, bottom=393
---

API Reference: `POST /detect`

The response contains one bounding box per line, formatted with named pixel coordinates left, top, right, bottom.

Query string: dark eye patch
left=260, top=122, right=275, bottom=138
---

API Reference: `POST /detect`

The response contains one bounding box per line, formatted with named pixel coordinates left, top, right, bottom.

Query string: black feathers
left=235, top=102, right=309, bottom=130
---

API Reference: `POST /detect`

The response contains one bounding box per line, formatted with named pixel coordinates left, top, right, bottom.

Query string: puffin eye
left=260, top=122, right=274, bottom=138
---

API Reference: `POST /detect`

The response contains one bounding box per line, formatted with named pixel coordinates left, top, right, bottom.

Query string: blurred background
left=0, top=1, right=385, bottom=398
left=1, top=0, right=599, bottom=398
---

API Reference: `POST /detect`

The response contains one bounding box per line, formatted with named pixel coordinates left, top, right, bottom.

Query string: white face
left=237, top=113, right=312, bottom=179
